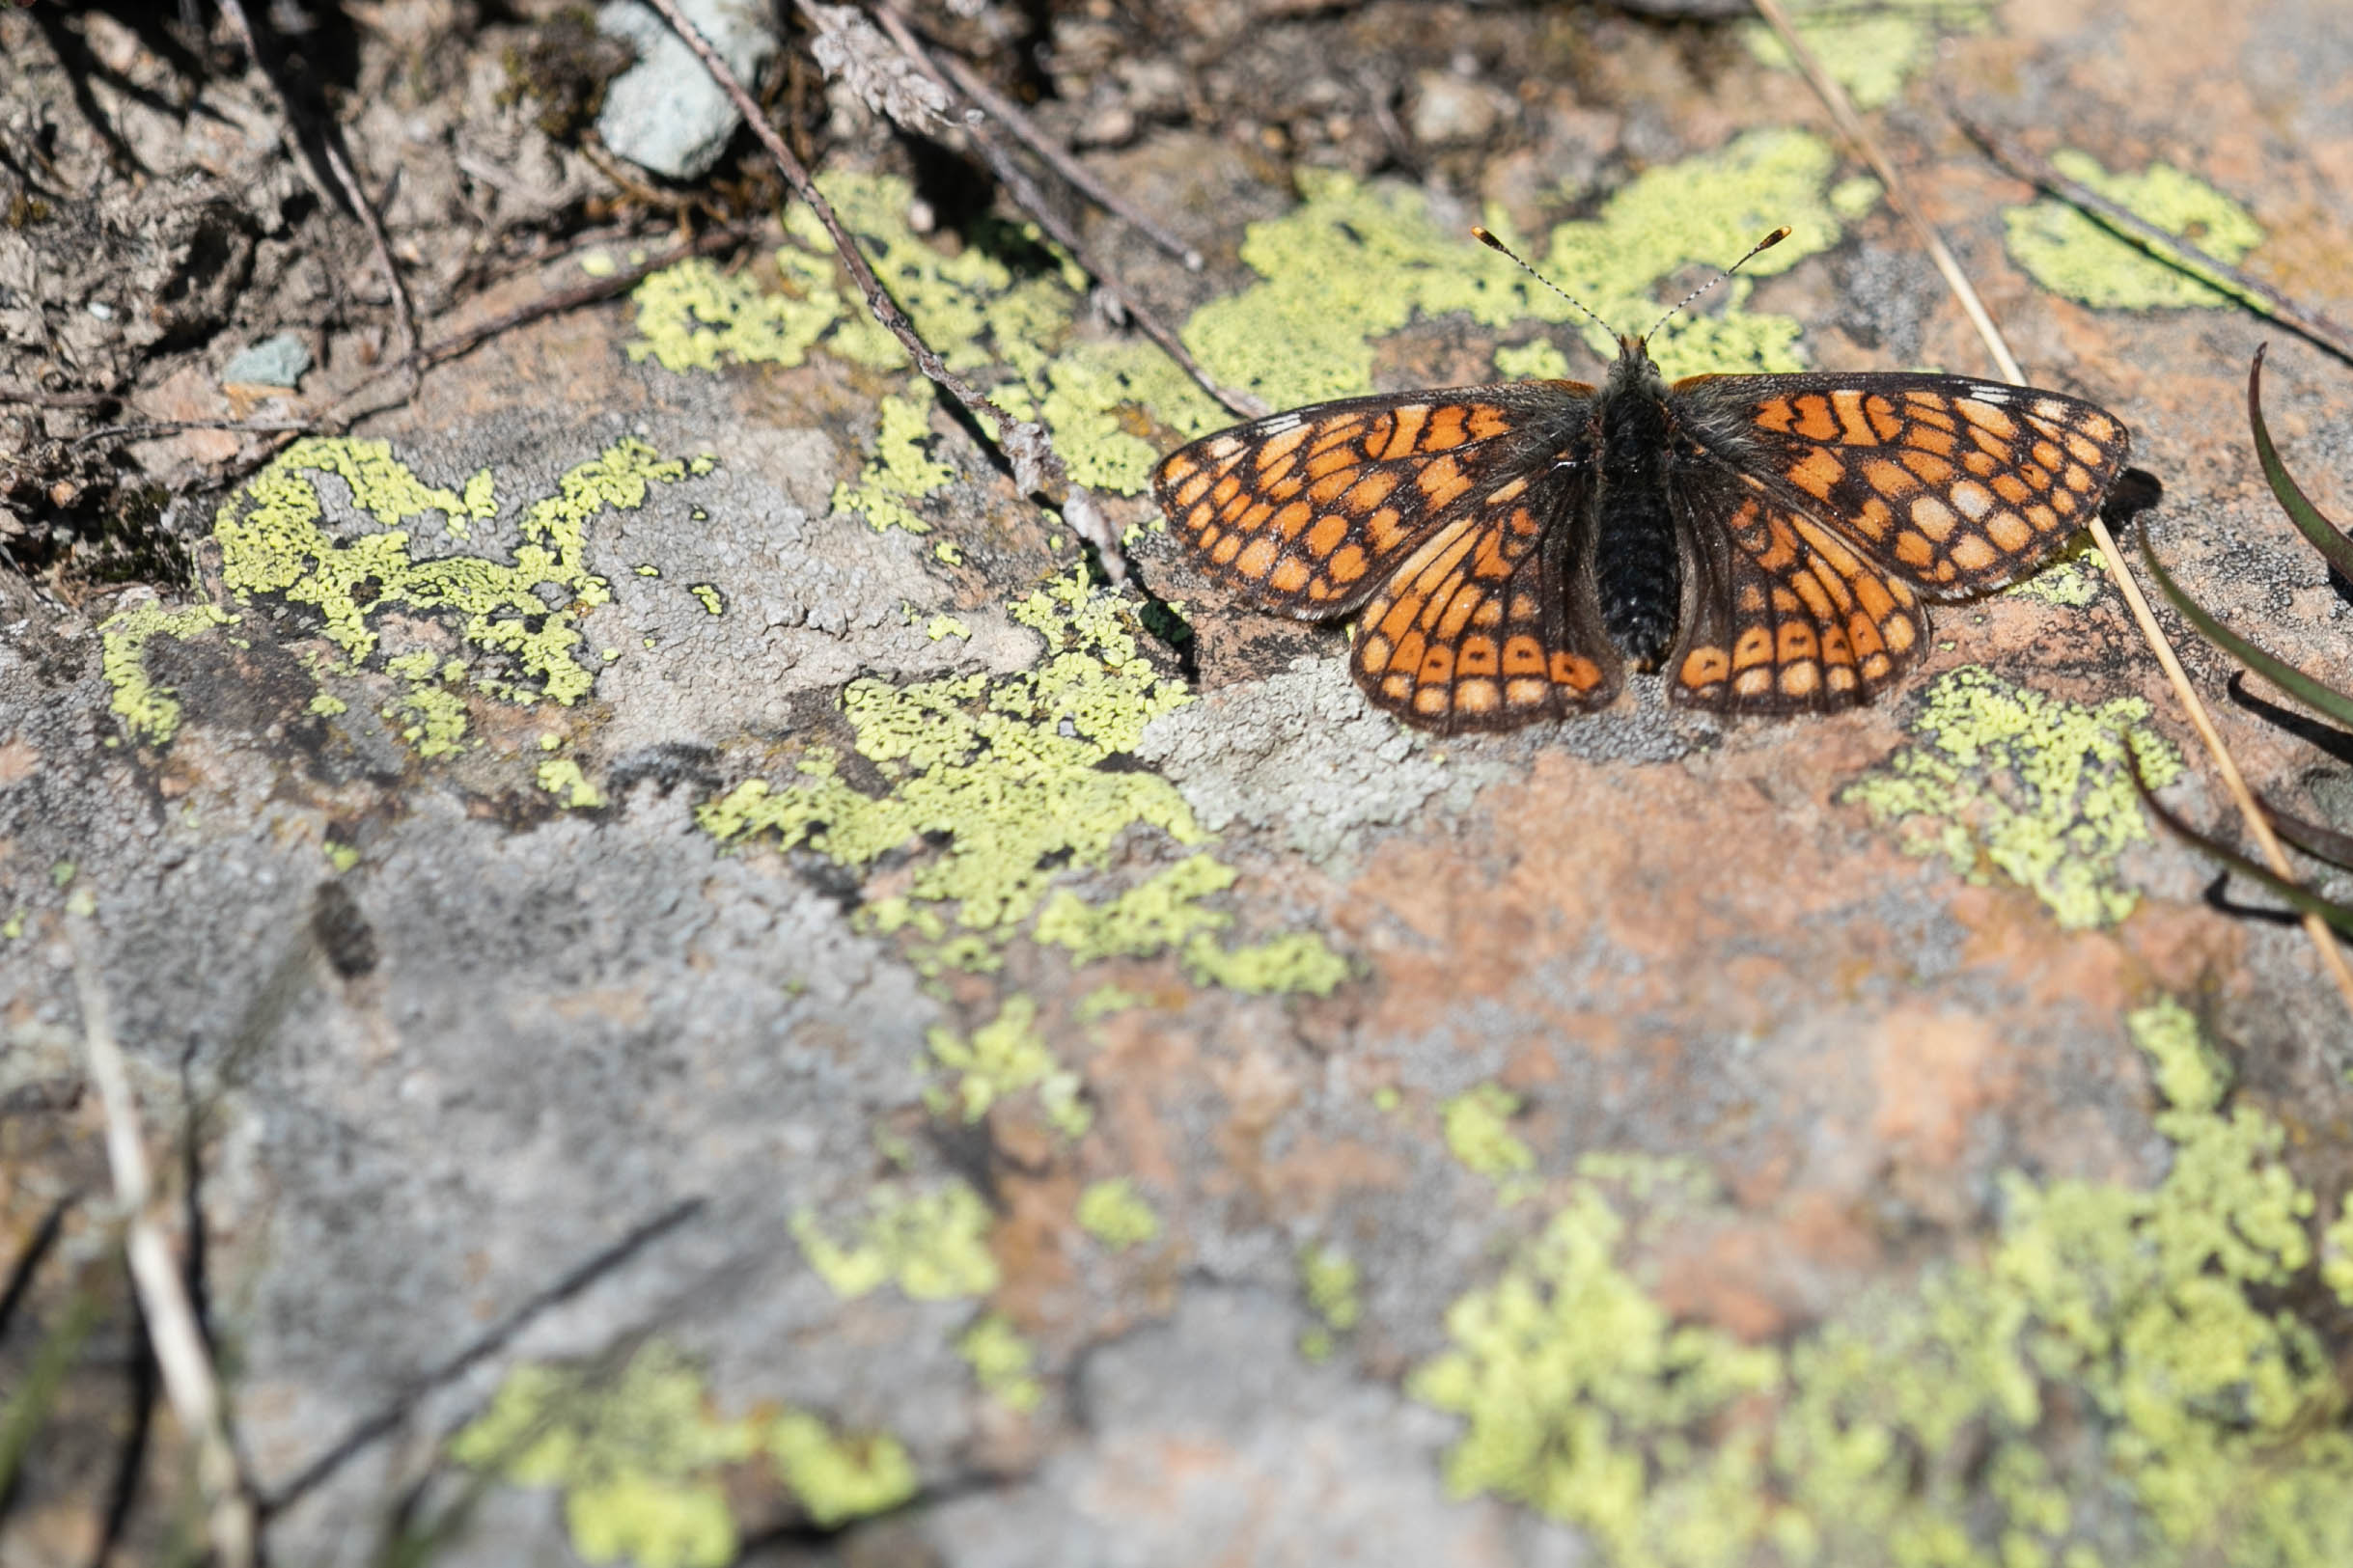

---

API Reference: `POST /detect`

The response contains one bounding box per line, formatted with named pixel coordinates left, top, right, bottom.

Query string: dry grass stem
left=1749, top=0, right=2353, bottom=1018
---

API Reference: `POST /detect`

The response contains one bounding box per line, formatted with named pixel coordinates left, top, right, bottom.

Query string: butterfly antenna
left=1639, top=226, right=1793, bottom=345
left=1471, top=225, right=1617, bottom=340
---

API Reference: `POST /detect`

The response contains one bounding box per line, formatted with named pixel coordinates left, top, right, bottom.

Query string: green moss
left=925, top=994, right=1091, bottom=1138
left=1075, top=1177, right=1160, bottom=1252
left=1413, top=1004, right=2353, bottom=1568
left=699, top=566, right=1200, bottom=963
left=1298, top=1243, right=1362, bottom=1363
left=1741, top=0, right=1991, bottom=111
left=956, top=1312, right=1043, bottom=1414
left=449, top=1343, right=760, bottom=1568
left=1181, top=929, right=1351, bottom=996
left=1841, top=667, right=2183, bottom=929
left=539, top=757, right=607, bottom=809
left=789, top=1182, right=1001, bottom=1302
left=215, top=437, right=684, bottom=709
left=1035, top=853, right=1235, bottom=963
left=1443, top=1083, right=1538, bottom=1199
left=2005, top=151, right=2265, bottom=312
left=97, top=602, right=236, bottom=745
left=764, top=1412, right=918, bottom=1527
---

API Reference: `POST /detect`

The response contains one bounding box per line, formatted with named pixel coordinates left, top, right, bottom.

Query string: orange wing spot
left=1367, top=507, right=1409, bottom=553
left=1505, top=677, right=1550, bottom=707
left=1359, top=631, right=1395, bottom=672
left=1821, top=624, right=1854, bottom=662
left=1377, top=406, right=1428, bottom=458
left=1791, top=395, right=1840, bottom=440
left=1732, top=626, right=1773, bottom=670
left=1992, top=472, right=2032, bottom=504
left=1307, top=446, right=1360, bottom=481
left=1267, top=473, right=1305, bottom=502
left=1418, top=455, right=1472, bottom=510
left=2062, top=465, right=2094, bottom=494
left=1308, top=420, right=1364, bottom=456
left=1305, top=513, right=1349, bottom=557
left=1211, top=533, right=1244, bottom=565
left=1950, top=534, right=1997, bottom=572
left=1780, top=661, right=1821, bottom=698
left=2021, top=463, right=2052, bottom=491
left=1898, top=451, right=1957, bottom=485
left=1832, top=390, right=1881, bottom=446
left=1860, top=652, right=1893, bottom=680
left=1414, top=687, right=1452, bottom=716
left=1881, top=614, right=1917, bottom=653
left=1984, top=511, right=2032, bottom=553
left=1970, top=427, right=2013, bottom=461
left=1456, top=679, right=1501, bottom=715
left=1426, top=406, right=1469, bottom=450
left=1382, top=673, right=1411, bottom=701
left=2031, top=439, right=2064, bottom=471
left=1310, top=469, right=1358, bottom=505
left=1737, top=584, right=1767, bottom=614
left=1237, top=499, right=1274, bottom=531
left=1502, top=635, right=1546, bottom=674
left=2052, top=488, right=2080, bottom=517
left=1274, top=500, right=1315, bottom=538
left=1963, top=450, right=2001, bottom=479
left=1756, top=398, right=1797, bottom=433
left=1910, top=495, right=1957, bottom=542
left=1328, top=544, right=1369, bottom=584
left=1196, top=525, right=1225, bottom=553
left=1733, top=667, right=1774, bottom=698
left=1680, top=646, right=1730, bottom=685
left=1957, top=399, right=2018, bottom=438
left=1486, top=476, right=1531, bottom=506
left=2079, top=412, right=2118, bottom=444
left=1854, top=497, right=1895, bottom=541
left=1778, top=622, right=1818, bottom=662
left=2063, top=432, right=2105, bottom=466
left=1211, top=474, right=1243, bottom=507
left=1203, top=436, right=1245, bottom=461
left=1457, top=636, right=1500, bottom=676
left=1788, top=568, right=1838, bottom=621
left=1849, top=568, right=1898, bottom=623
left=2024, top=504, right=2059, bottom=534
left=1436, top=586, right=1483, bottom=639
left=1895, top=530, right=1934, bottom=568
left=1865, top=395, right=1903, bottom=442
left=1345, top=471, right=1401, bottom=511
left=1826, top=664, right=1858, bottom=693
left=1419, top=641, right=1456, bottom=680
left=1174, top=471, right=1215, bottom=509
left=1864, top=457, right=1920, bottom=498
left=1907, top=426, right=1957, bottom=457
left=1472, top=598, right=1504, bottom=629
left=1234, top=536, right=1279, bottom=578
left=1788, top=449, right=1845, bottom=502
left=1551, top=652, right=1602, bottom=691
left=1467, top=405, right=1511, bottom=440
left=1904, top=399, right=1958, bottom=432
left=1390, top=626, right=1427, bottom=670
left=1256, top=426, right=1313, bottom=468
left=1269, top=558, right=1312, bottom=594
left=1949, top=479, right=1994, bottom=519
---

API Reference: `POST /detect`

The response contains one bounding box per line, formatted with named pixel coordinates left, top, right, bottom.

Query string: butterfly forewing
left=1150, top=383, right=1592, bottom=618
left=1682, top=373, right=2132, bottom=601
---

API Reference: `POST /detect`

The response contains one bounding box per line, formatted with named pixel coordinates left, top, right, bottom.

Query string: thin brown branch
left=70, top=923, right=256, bottom=1568
left=907, top=18, right=1204, bottom=273
left=860, top=2, right=1262, bottom=421
left=1750, top=0, right=2353, bottom=1018
left=0, top=383, right=120, bottom=411
left=1955, top=113, right=2353, bottom=371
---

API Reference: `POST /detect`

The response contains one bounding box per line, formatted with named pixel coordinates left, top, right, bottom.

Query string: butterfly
left=1150, top=234, right=2131, bottom=733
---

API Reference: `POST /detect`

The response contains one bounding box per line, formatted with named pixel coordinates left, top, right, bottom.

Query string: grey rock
left=221, top=331, right=312, bottom=389
left=595, top=0, right=781, bottom=181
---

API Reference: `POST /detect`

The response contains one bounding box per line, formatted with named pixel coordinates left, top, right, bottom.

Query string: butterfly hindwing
left=1668, top=467, right=1927, bottom=712
left=1152, top=383, right=1594, bottom=618
left=1679, top=372, right=2131, bottom=600
left=1351, top=464, right=1619, bottom=730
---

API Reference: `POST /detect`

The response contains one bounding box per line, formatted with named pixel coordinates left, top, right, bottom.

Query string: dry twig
left=69, top=922, right=257, bottom=1568
left=1749, top=0, right=2353, bottom=1018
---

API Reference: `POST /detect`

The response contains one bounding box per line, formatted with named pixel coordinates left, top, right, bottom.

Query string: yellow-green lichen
left=763, top=1411, right=918, bottom=1527
left=1841, top=667, right=2183, bottom=929
left=831, top=386, right=955, bottom=535
left=1443, top=1083, right=1538, bottom=1200
left=1075, top=983, right=1148, bottom=1022
left=925, top=994, right=1090, bottom=1139
left=1075, top=1177, right=1159, bottom=1252
left=2007, top=538, right=2104, bottom=607
left=1413, top=1004, right=2353, bottom=1568
left=98, top=602, right=236, bottom=745
left=538, top=757, right=607, bottom=809
left=448, top=1343, right=760, bottom=1568
left=698, top=567, right=1199, bottom=962
left=1493, top=340, right=1574, bottom=382
left=2325, top=1197, right=2353, bottom=1307
left=215, top=437, right=685, bottom=709
left=926, top=615, right=970, bottom=641
left=1742, top=0, right=1992, bottom=111
left=323, top=840, right=360, bottom=873
left=1180, top=928, right=1350, bottom=997
left=1034, top=853, right=1235, bottom=963
left=790, top=1181, right=1000, bottom=1302
left=383, top=650, right=471, bottom=758
left=2005, top=151, right=2265, bottom=312
left=956, top=1312, right=1043, bottom=1414
left=1297, top=1243, right=1362, bottom=1363
left=688, top=584, right=723, bottom=615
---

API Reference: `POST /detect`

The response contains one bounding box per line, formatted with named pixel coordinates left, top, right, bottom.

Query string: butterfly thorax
left=1591, top=340, right=1683, bottom=668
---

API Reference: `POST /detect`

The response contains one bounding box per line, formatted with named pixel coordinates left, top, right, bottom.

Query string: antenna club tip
left=1471, top=225, right=1505, bottom=250
left=1761, top=226, right=1793, bottom=248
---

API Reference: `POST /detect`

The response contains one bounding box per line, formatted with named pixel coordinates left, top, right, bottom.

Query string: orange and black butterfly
left=1151, top=232, right=2130, bottom=733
